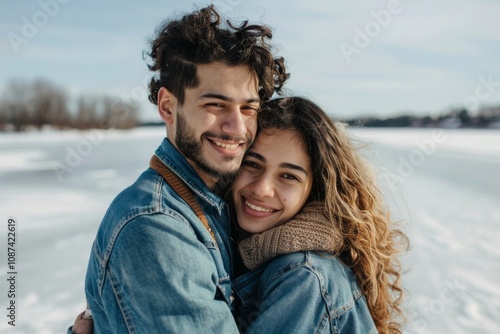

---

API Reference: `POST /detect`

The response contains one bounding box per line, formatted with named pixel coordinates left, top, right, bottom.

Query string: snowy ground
left=0, top=126, right=499, bottom=333
left=353, top=128, right=500, bottom=333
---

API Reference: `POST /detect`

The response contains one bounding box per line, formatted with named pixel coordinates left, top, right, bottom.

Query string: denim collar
left=154, top=138, right=226, bottom=214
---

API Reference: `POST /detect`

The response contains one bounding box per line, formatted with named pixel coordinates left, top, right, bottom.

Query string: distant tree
left=0, top=103, right=6, bottom=131
left=1, top=80, right=32, bottom=131
left=30, top=79, right=71, bottom=129
left=479, top=106, right=500, bottom=121
left=390, top=115, right=416, bottom=127
left=102, top=97, right=139, bottom=129
left=51, top=96, right=72, bottom=129
left=0, top=78, right=140, bottom=131
left=74, top=96, right=100, bottom=129
left=458, top=109, right=470, bottom=126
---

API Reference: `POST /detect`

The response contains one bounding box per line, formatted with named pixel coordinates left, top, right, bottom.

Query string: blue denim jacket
left=234, top=252, right=377, bottom=334
left=82, top=138, right=239, bottom=333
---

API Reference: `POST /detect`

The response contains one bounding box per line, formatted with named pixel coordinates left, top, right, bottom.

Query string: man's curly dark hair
left=146, top=5, right=289, bottom=105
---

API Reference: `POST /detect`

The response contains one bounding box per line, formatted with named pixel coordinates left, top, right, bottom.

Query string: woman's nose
left=250, top=175, right=275, bottom=198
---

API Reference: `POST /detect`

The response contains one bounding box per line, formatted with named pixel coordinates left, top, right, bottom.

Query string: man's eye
left=242, top=106, right=259, bottom=115
left=206, top=103, right=224, bottom=108
left=282, top=174, right=299, bottom=181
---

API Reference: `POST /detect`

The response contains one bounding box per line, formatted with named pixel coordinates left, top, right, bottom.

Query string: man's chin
left=195, top=159, right=239, bottom=187
left=206, top=165, right=239, bottom=187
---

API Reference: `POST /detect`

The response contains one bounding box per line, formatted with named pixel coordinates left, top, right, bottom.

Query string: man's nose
left=221, top=107, right=247, bottom=137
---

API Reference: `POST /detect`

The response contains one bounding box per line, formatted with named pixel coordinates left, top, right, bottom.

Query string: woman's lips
left=241, top=197, right=278, bottom=218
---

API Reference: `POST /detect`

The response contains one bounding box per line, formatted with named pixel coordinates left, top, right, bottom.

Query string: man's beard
left=175, top=111, right=248, bottom=188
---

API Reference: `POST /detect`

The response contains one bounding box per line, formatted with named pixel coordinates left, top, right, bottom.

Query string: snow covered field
left=0, top=127, right=499, bottom=333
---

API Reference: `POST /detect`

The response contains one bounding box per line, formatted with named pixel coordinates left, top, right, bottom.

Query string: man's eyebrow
left=246, top=151, right=308, bottom=175
left=200, top=93, right=260, bottom=104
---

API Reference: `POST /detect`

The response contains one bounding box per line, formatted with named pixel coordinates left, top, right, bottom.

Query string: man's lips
left=212, top=140, right=240, bottom=150
left=206, top=137, right=247, bottom=156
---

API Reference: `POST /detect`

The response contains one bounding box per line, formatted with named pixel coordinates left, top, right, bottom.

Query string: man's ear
left=158, top=87, right=176, bottom=124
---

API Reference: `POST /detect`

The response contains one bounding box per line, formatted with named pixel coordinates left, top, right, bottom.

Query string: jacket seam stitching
left=107, top=266, right=135, bottom=333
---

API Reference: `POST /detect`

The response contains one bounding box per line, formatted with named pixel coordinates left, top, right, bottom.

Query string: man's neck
left=195, top=168, right=218, bottom=191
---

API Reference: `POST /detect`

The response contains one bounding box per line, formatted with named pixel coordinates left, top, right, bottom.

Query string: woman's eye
left=242, top=160, right=260, bottom=169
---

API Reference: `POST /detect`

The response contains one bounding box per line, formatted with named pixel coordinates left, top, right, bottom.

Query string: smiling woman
left=232, top=128, right=313, bottom=234
left=231, top=96, right=409, bottom=334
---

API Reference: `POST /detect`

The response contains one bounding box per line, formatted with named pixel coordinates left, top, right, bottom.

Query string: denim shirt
left=81, top=138, right=239, bottom=333
left=234, top=252, right=377, bottom=334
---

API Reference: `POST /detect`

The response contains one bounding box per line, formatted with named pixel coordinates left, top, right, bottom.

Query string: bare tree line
left=0, top=79, right=139, bottom=131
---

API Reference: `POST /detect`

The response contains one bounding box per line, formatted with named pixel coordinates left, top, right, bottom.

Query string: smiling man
left=71, top=6, right=288, bottom=334
left=158, top=62, right=261, bottom=189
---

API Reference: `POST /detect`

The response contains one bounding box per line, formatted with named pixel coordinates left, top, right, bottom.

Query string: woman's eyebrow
left=246, top=151, right=308, bottom=174
left=245, top=151, right=265, bottom=162
left=280, top=163, right=308, bottom=175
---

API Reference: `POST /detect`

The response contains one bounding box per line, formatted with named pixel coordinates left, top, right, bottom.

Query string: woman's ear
left=157, top=87, right=176, bottom=124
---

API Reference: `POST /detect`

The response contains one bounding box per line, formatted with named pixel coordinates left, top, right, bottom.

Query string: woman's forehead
left=250, top=129, right=309, bottom=164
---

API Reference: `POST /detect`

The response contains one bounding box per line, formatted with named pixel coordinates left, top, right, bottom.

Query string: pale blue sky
left=1, top=0, right=500, bottom=121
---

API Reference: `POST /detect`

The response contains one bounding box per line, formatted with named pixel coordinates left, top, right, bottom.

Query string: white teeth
left=245, top=201, right=274, bottom=213
left=214, top=141, right=239, bottom=149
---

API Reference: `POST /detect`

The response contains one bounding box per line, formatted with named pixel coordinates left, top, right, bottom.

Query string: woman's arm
left=240, top=252, right=377, bottom=334
left=242, top=254, right=330, bottom=334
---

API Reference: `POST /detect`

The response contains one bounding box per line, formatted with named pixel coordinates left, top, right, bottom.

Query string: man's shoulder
left=110, top=169, right=161, bottom=211
left=93, top=168, right=200, bottom=250
left=106, top=167, right=192, bottom=219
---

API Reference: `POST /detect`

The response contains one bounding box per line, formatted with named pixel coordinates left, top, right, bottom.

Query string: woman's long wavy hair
left=258, top=97, right=409, bottom=334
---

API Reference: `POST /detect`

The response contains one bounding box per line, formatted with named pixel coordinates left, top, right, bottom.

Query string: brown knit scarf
left=238, top=202, right=343, bottom=270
